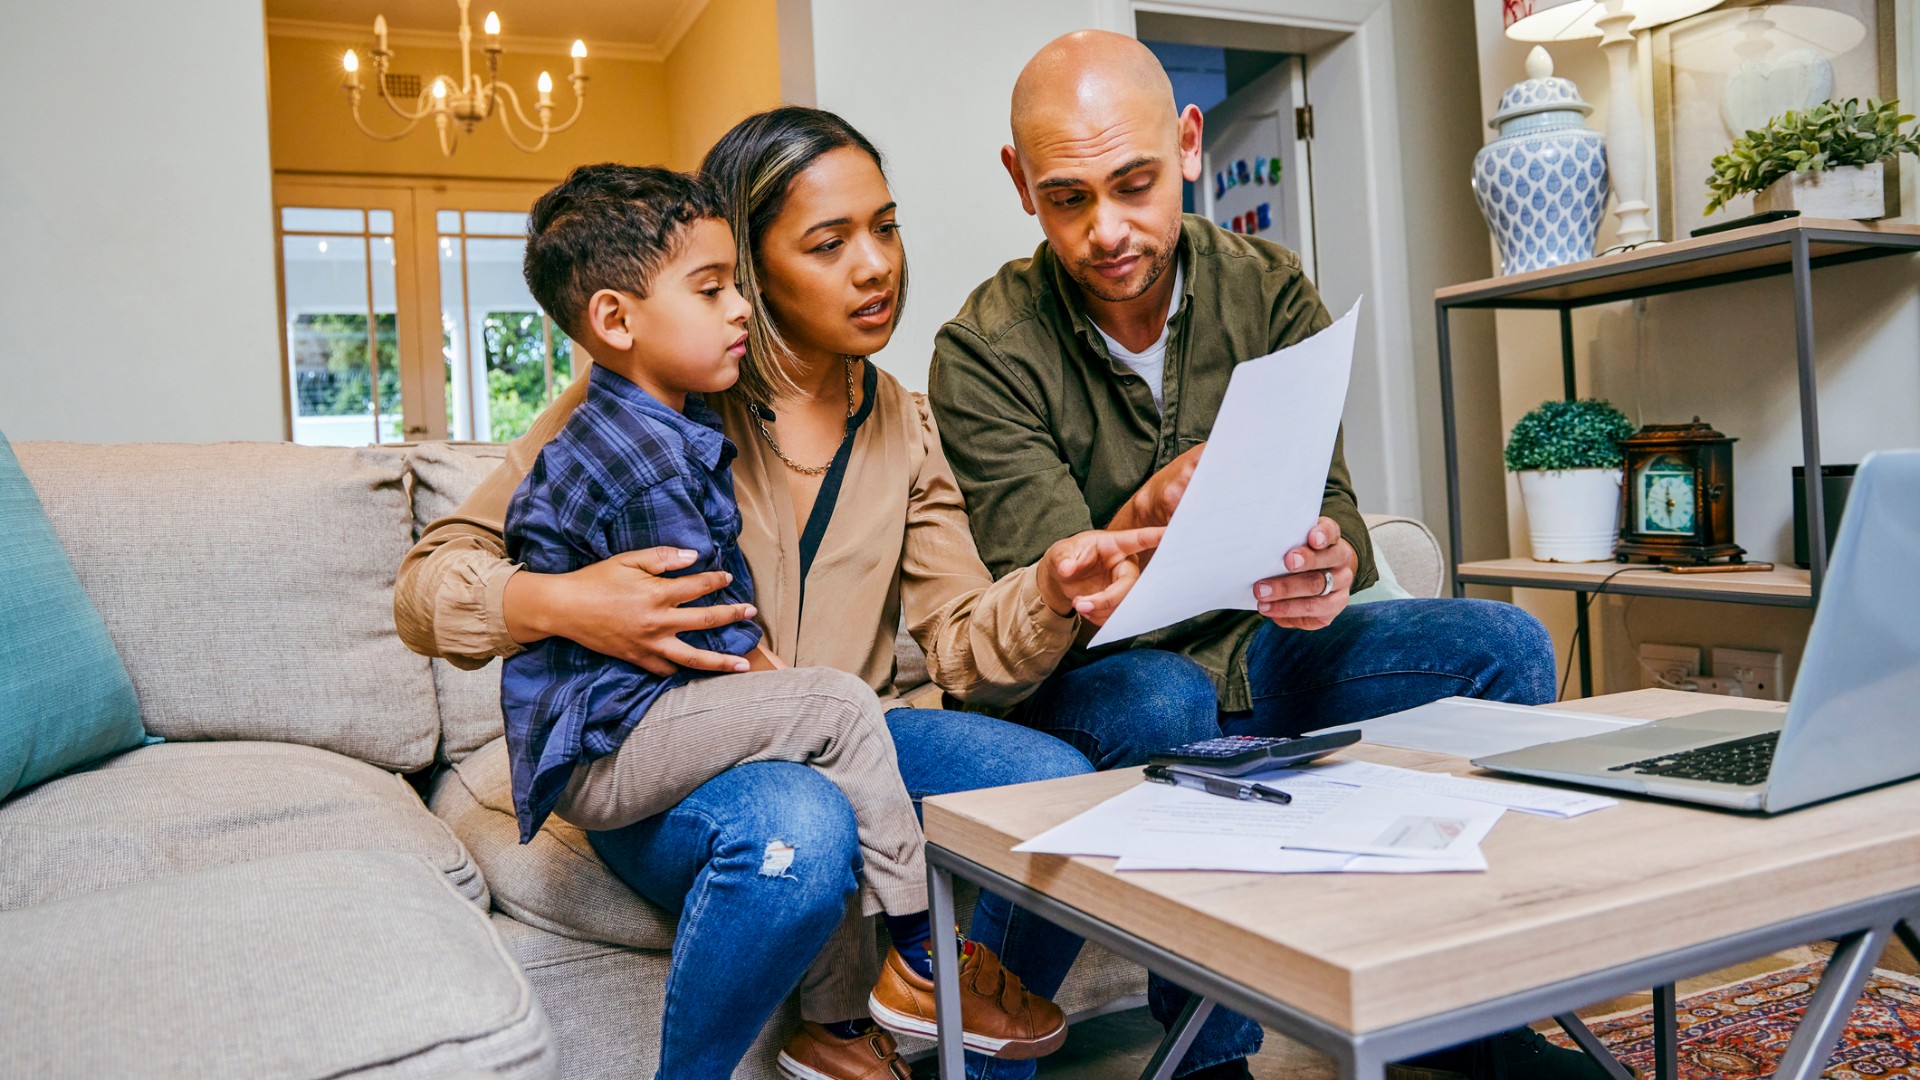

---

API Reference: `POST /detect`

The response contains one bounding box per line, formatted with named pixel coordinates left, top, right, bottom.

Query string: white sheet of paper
left=1088, top=299, right=1362, bottom=647
left=1012, top=778, right=1361, bottom=862
left=1300, top=759, right=1618, bottom=817
left=1277, top=784, right=1505, bottom=860
left=1113, top=849, right=1489, bottom=874
left=1012, top=776, right=1500, bottom=867
left=1314, top=697, right=1651, bottom=759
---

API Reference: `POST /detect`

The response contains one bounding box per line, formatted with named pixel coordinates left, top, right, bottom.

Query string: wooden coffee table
left=922, top=690, right=1920, bottom=1080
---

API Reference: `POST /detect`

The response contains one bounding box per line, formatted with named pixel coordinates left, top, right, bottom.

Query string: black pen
left=1144, top=763, right=1293, bottom=805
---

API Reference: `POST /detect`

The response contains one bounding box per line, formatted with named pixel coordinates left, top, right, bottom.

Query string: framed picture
left=1652, top=0, right=1899, bottom=238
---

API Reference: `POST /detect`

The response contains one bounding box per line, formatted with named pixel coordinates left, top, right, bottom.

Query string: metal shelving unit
left=1434, top=217, right=1920, bottom=695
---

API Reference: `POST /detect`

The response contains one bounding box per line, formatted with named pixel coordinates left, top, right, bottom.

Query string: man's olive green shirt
left=928, top=214, right=1376, bottom=712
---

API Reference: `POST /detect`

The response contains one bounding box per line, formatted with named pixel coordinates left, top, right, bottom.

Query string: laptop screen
left=1767, top=450, right=1920, bottom=810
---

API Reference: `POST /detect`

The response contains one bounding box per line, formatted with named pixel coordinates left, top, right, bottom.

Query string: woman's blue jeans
left=587, top=707, right=1094, bottom=1080
left=1011, top=598, right=1556, bottom=1076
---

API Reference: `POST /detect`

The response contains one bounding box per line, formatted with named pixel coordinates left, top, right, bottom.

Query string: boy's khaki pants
left=553, top=665, right=927, bottom=1021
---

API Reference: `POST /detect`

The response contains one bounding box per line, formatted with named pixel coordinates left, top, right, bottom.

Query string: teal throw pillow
left=0, top=431, right=147, bottom=795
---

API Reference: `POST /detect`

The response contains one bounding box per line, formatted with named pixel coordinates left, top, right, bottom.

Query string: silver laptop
left=1475, top=449, right=1920, bottom=813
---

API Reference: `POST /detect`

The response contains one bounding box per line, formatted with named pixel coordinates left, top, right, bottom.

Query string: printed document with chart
left=1089, top=298, right=1363, bottom=647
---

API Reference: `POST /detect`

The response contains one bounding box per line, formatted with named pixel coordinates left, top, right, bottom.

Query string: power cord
left=1620, top=591, right=1702, bottom=691
left=1555, top=565, right=1671, bottom=699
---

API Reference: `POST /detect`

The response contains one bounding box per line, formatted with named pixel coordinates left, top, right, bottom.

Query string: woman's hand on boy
left=505, top=546, right=756, bottom=676
left=1037, top=526, right=1166, bottom=625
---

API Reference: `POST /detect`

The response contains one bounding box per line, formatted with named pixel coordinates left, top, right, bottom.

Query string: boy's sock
left=819, top=1018, right=876, bottom=1040
left=883, top=910, right=935, bottom=978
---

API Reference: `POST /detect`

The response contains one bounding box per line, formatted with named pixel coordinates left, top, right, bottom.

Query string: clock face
left=1636, top=454, right=1696, bottom=536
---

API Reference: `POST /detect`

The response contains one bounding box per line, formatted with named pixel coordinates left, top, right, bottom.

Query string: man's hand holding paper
left=1089, top=298, right=1364, bottom=648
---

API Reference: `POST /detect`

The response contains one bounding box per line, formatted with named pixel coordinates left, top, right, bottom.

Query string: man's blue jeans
left=586, top=707, right=1093, bottom=1080
left=1013, top=598, right=1556, bottom=1076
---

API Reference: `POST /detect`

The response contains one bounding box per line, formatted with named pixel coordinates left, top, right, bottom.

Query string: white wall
left=806, top=0, right=1112, bottom=393
left=0, top=1, right=283, bottom=443
left=1470, top=0, right=1920, bottom=694
left=807, top=0, right=1491, bottom=536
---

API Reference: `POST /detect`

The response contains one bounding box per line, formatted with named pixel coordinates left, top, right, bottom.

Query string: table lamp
left=1506, top=0, right=1724, bottom=249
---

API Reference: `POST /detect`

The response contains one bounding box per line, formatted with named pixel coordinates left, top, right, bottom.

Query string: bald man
left=929, top=31, right=1600, bottom=1080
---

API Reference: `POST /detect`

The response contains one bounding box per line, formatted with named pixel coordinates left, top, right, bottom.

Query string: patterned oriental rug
left=1544, top=960, right=1920, bottom=1078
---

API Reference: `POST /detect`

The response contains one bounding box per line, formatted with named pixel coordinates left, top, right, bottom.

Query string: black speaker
left=1793, top=464, right=1856, bottom=568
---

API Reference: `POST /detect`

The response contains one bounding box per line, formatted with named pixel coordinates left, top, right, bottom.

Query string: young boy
left=499, top=164, right=1067, bottom=1066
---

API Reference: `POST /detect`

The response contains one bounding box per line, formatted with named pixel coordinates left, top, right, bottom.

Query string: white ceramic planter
left=1518, top=468, right=1622, bottom=563
left=1754, top=162, right=1887, bottom=220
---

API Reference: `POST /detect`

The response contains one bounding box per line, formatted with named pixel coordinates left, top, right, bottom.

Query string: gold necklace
left=755, top=357, right=857, bottom=476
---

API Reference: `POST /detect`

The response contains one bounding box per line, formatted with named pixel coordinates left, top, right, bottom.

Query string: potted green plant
left=1506, top=398, right=1636, bottom=562
left=1706, top=98, right=1919, bottom=220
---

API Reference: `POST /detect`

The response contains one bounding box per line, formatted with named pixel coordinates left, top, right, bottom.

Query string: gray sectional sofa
left=0, top=439, right=1444, bottom=1079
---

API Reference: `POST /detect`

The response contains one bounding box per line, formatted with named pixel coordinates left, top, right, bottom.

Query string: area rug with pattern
left=1544, top=959, right=1920, bottom=1078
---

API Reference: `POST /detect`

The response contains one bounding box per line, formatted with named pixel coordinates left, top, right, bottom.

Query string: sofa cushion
left=408, top=442, right=516, bottom=764
left=0, top=740, right=484, bottom=910
left=13, top=441, right=439, bottom=771
left=1362, top=513, right=1445, bottom=600
left=0, top=432, right=147, bottom=796
left=433, top=737, right=677, bottom=951
left=0, top=850, right=554, bottom=1079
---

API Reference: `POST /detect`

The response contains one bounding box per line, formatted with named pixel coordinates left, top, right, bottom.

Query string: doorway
left=1145, top=41, right=1316, bottom=281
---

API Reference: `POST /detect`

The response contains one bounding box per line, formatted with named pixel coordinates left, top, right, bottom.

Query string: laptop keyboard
left=1607, top=731, right=1779, bottom=787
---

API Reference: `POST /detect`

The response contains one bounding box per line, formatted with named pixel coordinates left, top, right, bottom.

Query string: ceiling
left=263, top=0, right=710, bottom=61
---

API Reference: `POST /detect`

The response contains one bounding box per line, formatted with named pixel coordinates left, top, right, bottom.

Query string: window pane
left=466, top=237, right=544, bottom=441
left=368, top=209, right=395, bottom=235
left=464, top=211, right=527, bottom=236
left=438, top=231, right=471, bottom=439
left=284, top=234, right=385, bottom=446
left=438, top=210, right=462, bottom=233
left=370, top=237, right=402, bottom=442
left=282, top=207, right=364, bottom=233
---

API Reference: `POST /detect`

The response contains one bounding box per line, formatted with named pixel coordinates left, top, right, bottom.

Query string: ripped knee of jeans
left=758, top=838, right=798, bottom=880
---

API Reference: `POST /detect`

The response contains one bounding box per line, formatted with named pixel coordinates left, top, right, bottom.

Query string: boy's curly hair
left=523, top=163, right=726, bottom=341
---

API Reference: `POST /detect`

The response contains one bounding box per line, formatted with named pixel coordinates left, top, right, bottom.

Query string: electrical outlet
left=1691, top=675, right=1748, bottom=697
left=1638, top=643, right=1701, bottom=690
left=1713, top=647, right=1785, bottom=701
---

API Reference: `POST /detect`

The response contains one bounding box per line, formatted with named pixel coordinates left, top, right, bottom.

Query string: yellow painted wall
left=267, top=32, right=674, bottom=180
left=664, top=0, right=785, bottom=172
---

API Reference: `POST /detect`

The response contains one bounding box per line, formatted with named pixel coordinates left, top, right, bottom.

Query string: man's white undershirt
left=1091, top=263, right=1183, bottom=414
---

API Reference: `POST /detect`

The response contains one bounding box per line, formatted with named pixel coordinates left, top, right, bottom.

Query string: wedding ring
left=1319, top=570, right=1335, bottom=596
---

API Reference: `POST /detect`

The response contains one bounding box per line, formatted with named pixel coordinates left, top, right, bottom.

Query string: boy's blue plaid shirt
left=501, top=363, right=760, bottom=842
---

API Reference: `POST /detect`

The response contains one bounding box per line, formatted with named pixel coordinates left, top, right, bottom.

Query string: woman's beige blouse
left=393, top=363, right=1078, bottom=709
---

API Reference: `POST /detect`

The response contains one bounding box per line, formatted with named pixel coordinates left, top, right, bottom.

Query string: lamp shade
left=1505, top=0, right=1724, bottom=41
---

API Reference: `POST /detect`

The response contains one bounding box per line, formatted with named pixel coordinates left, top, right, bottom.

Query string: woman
left=396, top=108, right=1159, bottom=1080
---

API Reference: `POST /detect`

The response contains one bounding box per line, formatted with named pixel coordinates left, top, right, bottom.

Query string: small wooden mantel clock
left=1615, top=419, right=1745, bottom=564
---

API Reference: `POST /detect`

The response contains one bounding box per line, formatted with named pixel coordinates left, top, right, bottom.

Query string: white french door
left=273, top=176, right=576, bottom=444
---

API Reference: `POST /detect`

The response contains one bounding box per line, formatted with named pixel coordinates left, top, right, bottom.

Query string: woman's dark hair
left=700, top=106, right=906, bottom=406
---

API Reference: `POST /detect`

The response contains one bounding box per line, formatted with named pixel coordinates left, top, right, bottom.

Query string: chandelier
left=340, top=0, right=587, bottom=157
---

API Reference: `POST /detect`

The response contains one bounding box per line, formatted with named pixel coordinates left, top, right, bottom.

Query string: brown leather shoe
left=776, top=1022, right=910, bottom=1080
left=866, top=941, right=1068, bottom=1060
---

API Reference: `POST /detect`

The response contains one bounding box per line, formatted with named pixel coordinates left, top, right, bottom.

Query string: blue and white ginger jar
left=1473, top=47, right=1608, bottom=276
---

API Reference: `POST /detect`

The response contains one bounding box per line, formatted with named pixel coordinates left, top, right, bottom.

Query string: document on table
left=1315, top=697, right=1651, bottom=759
left=1012, top=775, right=1504, bottom=868
left=1300, top=759, right=1617, bottom=818
left=1088, top=298, right=1362, bottom=648
left=1113, top=850, right=1489, bottom=874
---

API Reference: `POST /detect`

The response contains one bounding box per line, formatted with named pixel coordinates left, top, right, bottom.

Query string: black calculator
left=1147, top=730, right=1361, bottom=776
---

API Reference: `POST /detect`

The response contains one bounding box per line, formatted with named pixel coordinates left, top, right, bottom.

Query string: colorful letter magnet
left=1256, top=203, right=1272, bottom=230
